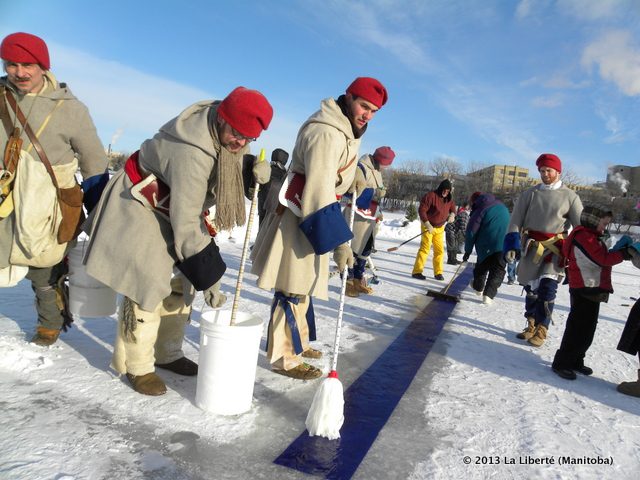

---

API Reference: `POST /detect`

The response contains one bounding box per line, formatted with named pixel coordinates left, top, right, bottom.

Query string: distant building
left=467, top=165, right=532, bottom=192
left=607, top=165, right=640, bottom=197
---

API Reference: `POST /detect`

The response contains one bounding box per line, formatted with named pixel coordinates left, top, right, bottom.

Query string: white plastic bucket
left=196, top=310, right=264, bottom=415
left=67, top=241, right=117, bottom=318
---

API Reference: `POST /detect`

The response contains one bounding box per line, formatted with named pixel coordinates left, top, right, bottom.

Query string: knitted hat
left=470, top=191, right=482, bottom=205
left=580, top=205, right=613, bottom=230
left=217, top=87, right=273, bottom=139
left=346, top=77, right=388, bottom=108
left=373, top=146, right=395, bottom=166
left=1, top=32, right=50, bottom=70
left=536, top=153, right=562, bottom=173
left=271, top=148, right=289, bottom=167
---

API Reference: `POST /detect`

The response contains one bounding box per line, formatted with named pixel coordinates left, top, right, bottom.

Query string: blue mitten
left=611, top=235, right=633, bottom=252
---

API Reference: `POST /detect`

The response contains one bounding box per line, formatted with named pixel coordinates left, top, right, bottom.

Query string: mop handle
left=230, top=148, right=265, bottom=326
left=386, top=232, right=423, bottom=252
left=330, top=189, right=357, bottom=372
left=441, top=261, right=464, bottom=295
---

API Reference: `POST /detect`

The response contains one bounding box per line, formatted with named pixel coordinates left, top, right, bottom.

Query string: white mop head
left=305, top=376, right=344, bottom=440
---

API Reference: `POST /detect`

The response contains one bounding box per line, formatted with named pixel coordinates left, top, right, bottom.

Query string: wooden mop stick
left=230, top=148, right=265, bottom=326
left=330, top=189, right=357, bottom=373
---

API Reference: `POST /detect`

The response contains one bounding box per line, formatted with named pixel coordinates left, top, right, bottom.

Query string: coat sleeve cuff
left=355, top=188, right=374, bottom=209
left=176, top=240, right=227, bottom=291
left=299, top=202, right=354, bottom=255
left=81, top=171, right=110, bottom=214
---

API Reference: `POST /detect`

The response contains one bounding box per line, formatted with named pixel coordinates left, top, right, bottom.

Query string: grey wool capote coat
left=342, top=153, right=384, bottom=256
left=251, top=97, right=360, bottom=300
left=507, top=182, right=583, bottom=284
left=0, top=74, right=108, bottom=268
left=83, top=101, right=246, bottom=312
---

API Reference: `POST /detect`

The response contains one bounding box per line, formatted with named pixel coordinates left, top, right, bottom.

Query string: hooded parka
left=84, top=101, right=240, bottom=311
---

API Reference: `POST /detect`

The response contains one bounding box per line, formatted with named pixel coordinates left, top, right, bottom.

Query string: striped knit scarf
left=209, top=106, right=246, bottom=231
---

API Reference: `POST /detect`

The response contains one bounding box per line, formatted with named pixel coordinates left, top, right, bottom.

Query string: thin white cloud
left=531, top=94, right=564, bottom=108
left=515, top=0, right=536, bottom=19
left=47, top=42, right=301, bottom=155
left=581, top=30, right=640, bottom=96
left=557, top=0, right=631, bottom=21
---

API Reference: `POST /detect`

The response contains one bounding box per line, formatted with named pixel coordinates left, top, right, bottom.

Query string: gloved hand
left=348, top=167, right=366, bottom=194
left=505, top=250, right=517, bottom=263
left=622, top=247, right=634, bottom=260
left=252, top=157, right=271, bottom=185
left=447, top=212, right=455, bottom=223
left=374, top=187, right=386, bottom=200
left=462, top=252, right=470, bottom=262
left=333, top=243, right=354, bottom=271
left=203, top=280, right=226, bottom=308
left=422, top=220, right=434, bottom=234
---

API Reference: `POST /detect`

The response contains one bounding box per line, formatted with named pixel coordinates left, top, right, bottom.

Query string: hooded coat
left=83, top=101, right=245, bottom=311
left=342, top=153, right=385, bottom=255
left=465, top=193, right=510, bottom=264
left=0, top=74, right=108, bottom=268
left=418, top=180, right=456, bottom=227
left=251, top=97, right=360, bottom=299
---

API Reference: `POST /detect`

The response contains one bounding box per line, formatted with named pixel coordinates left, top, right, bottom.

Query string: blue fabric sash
left=267, top=292, right=303, bottom=354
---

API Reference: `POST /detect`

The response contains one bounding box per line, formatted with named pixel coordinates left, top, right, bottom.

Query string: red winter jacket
left=418, top=191, right=456, bottom=227
left=563, top=226, right=624, bottom=295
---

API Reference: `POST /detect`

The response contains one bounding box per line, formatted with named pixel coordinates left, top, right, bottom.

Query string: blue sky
left=2, top=0, right=639, bottom=183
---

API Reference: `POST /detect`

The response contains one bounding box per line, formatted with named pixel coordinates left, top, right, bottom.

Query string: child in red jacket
left=552, top=205, right=629, bottom=380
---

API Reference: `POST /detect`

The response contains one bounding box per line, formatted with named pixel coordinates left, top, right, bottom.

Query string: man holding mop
left=252, top=77, right=388, bottom=380
left=343, top=146, right=395, bottom=298
left=84, top=87, right=273, bottom=396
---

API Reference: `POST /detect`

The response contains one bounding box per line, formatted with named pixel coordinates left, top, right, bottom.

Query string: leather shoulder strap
left=4, top=89, right=59, bottom=190
left=0, top=86, right=14, bottom=137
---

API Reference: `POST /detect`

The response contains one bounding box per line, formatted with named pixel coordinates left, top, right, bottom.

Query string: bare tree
left=427, top=155, right=463, bottom=178
left=397, top=159, right=429, bottom=175
left=561, top=168, right=587, bottom=188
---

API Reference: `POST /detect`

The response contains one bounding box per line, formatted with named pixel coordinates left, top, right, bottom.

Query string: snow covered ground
left=1, top=208, right=639, bottom=480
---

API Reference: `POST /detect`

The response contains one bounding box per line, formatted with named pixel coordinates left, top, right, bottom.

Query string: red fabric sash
left=124, top=150, right=143, bottom=184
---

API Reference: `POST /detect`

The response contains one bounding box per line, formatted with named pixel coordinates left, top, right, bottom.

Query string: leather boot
left=30, top=326, right=61, bottom=346
left=528, top=324, right=548, bottom=347
left=617, top=369, right=640, bottom=398
left=345, top=279, right=359, bottom=297
left=354, top=277, right=374, bottom=295
left=516, top=317, right=536, bottom=340
left=126, top=372, right=167, bottom=396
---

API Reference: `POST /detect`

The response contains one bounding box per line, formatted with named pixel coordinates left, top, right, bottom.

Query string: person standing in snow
left=344, top=145, right=394, bottom=298
left=551, top=205, right=631, bottom=380
left=251, top=77, right=388, bottom=380
left=83, top=87, right=273, bottom=395
left=446, top=202, right=470, bottom=265
left=504, top=153, right=583, bottom=347
left=0, top=32, right=109, bottom=346
left=411, top=179, right=456, bottom=281
left=462, top=192, right=510, bottom=304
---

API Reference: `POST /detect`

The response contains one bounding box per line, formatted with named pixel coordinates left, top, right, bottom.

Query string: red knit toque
left=536, top=153, right=562, bottom=173
left=217, top=87, right=273, bottom=139
left=373, top=146, right=395, bottom=166
left=1, top=32, right=50, bottom=70
left=346, top=77, right=388, bottom=108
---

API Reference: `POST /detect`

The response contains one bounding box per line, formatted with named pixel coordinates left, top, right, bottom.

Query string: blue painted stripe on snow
left=275, top=265, right=474, bottom=479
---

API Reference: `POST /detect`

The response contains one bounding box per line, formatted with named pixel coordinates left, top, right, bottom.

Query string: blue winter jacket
left=465, top=194, right=510, bottom=264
